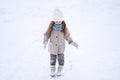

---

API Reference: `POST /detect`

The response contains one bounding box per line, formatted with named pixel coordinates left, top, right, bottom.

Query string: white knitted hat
left=52, top=8, right=64, bottom=21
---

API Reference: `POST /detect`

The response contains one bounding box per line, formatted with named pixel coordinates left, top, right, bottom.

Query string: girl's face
left=54, top=21, right=62, bottom=25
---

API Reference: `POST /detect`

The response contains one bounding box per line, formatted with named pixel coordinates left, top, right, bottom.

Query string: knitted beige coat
left=44, top=21, right=73, bottom=55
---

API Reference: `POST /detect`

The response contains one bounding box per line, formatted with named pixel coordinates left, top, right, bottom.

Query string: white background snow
left=0, top=0, right=120, bottom=80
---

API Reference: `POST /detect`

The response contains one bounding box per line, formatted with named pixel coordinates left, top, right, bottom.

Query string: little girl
left=43, top=8, right=79, bottom=77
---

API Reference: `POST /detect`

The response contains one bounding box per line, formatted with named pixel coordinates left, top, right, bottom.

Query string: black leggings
left=50, top=54, right=64, bottom=66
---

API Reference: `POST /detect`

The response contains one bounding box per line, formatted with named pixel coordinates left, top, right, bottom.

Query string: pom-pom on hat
left=52, top=8, right=64, bottom=21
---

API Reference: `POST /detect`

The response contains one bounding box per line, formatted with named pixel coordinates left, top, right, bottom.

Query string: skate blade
left=50, top=75, right=56, bottom=78
left=56, top=74, right=62, bottom=77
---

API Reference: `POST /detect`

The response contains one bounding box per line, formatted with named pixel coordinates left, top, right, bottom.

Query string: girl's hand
left=43, top=41, right=47, bottom=50
left=71, top=42, right=79, bottom=48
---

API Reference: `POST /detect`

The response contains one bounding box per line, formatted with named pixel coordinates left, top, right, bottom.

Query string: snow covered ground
left=0, top=0, right=120, bottom=80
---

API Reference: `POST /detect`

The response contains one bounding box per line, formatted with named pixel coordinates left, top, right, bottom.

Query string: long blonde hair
left=44, top=21, right=67, bottom=39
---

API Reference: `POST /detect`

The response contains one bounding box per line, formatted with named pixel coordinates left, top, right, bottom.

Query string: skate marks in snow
left=0, top=8, right=14, bottom=23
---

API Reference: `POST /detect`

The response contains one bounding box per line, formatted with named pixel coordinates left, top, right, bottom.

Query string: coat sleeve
left=64, top=28, right=73, bottom=44
left=43, top=21, right=54, bottom=43
left=43, top=29, right=50, bottom=43
left=43, top=34, right=48, bottom=43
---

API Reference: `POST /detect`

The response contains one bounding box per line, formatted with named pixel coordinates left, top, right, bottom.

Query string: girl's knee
left=58, top=54, right=64, bottom=66
left=50, top=54, right=57, bottom=66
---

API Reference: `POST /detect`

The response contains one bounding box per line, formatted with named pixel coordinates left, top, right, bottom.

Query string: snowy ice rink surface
left=0, top=0, right=120, bottom=80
